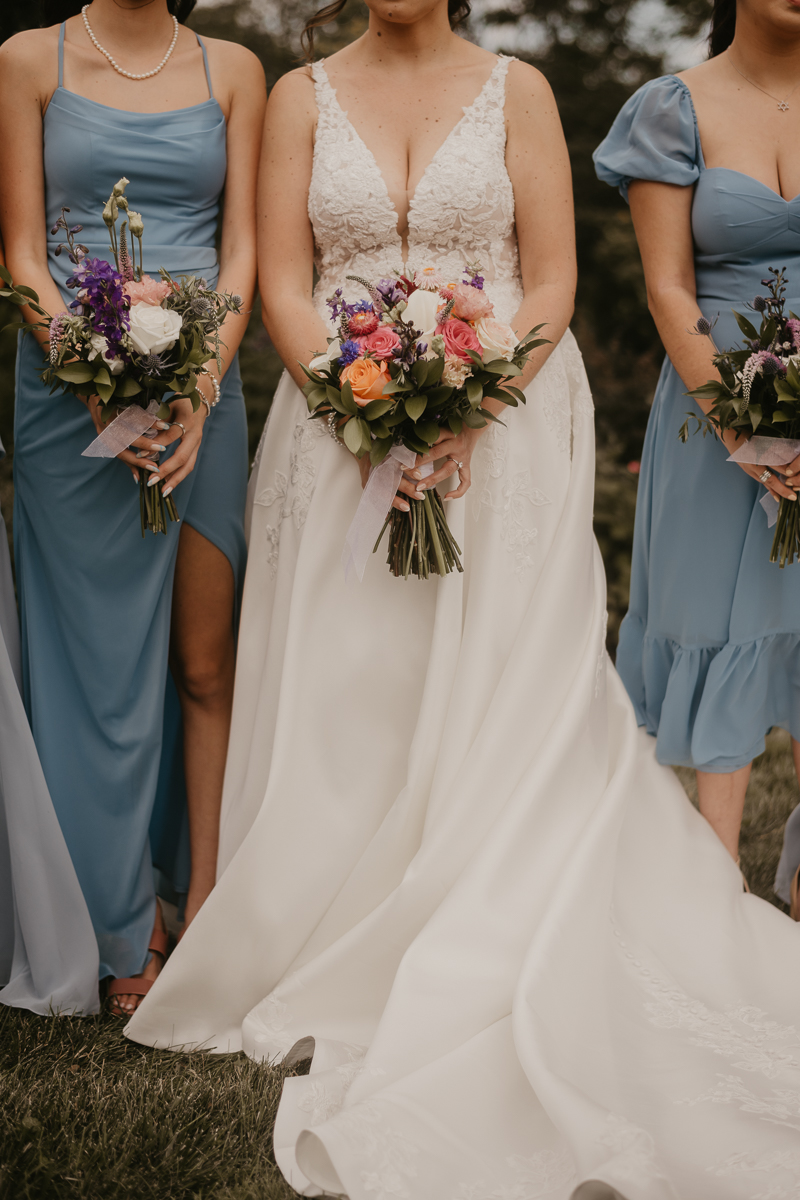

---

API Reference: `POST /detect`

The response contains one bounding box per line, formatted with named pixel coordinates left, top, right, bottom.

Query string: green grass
left=1, top=733, right=796, bottom=1199
left=0, top=1007, right=308, bottom=1200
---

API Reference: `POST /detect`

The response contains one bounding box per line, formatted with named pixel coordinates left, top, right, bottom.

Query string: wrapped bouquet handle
left=342, top=445, right=425, bottom=582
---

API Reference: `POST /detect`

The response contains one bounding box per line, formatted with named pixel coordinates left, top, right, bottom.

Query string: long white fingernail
left=156, top=421, right=170, bottom=430
left=147, top=475, right=160, bottom=487
left=162, top=485, right=173, bottom=497
left=144, top=462, right=160, bottom=473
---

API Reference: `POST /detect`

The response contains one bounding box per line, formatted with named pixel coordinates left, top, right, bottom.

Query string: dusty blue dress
left=13, top=25, right=248, bottom=983
left=594, top=75, right=800, bottom=773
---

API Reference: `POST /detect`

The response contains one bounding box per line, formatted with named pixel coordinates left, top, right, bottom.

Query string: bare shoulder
left=676, top=58, right=727, bottom=97
left=505, top=59, right=559, bottom=121
left=267, top=66, right=317, bottom=115
left=0, top=25, right=58, bottom=83
left=200, top=35, right=264, bottom=83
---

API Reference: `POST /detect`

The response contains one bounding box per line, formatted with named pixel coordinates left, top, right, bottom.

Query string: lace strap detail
left=472, top=54, right=516, bottom=119
left=311, top=60, right=344, bottom=131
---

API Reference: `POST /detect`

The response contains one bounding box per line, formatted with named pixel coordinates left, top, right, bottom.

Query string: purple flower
left=376, top=279, right=404, bottom=307
left=338, top=339, right=363, bottom=366
left=66, top=257, right=130, bottom=360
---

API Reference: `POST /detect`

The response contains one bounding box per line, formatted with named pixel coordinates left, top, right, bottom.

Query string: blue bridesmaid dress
left=13, top=25, right=248, bottom=984
left=594, top=76, right=800, bottom=773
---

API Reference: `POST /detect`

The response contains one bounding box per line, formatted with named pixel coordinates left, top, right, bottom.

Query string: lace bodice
left=308, top=55, right=523, bottom=324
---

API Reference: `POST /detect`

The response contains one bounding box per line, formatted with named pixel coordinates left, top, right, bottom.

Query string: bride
left=127, top=0, right=800, bottom=1195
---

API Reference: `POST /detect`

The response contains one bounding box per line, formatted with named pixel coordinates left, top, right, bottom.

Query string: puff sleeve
left=593, top=76, right=702, bottom=203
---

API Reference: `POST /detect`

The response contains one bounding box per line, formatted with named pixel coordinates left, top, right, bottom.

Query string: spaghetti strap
left=194, top=33, right=213, bottom=100
left=58, top=21, right=65, bottom=89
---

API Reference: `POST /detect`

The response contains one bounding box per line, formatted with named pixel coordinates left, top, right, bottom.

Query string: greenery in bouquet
left=680, top=267, right=800, bottom=566
left=0, top=178, right=242, bottom=536
left=301, top=265, right=546, bottom=578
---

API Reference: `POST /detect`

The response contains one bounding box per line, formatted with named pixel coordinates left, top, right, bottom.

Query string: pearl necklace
left=81, top=4, right=179, bottom=81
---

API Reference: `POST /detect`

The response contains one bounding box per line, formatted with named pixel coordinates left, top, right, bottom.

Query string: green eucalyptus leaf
left=787, top=360, right=800, bottom=392
left=405, top=396, right=427, bottom=422
left=363, top=398, right=394, bottom=420
left=448, top=415, right=463, bottom=436
left=95, top=380, right=115, bottom=403
left=370, top=437, right=393, bottom=466
left=749, top=404, right=763, bottom=431
left=342, top=417, right=363, bottom=455
left=732, top=310, right=759, bottom=341
left=462, top=410, right=487, bottom=429
left=414, top=420, right=441, bottom=444
left=56, top=363, right=96, bottom=384
left=115, top=376, right=142, bottom=398
left=340, top=380, right=358, bottom=415
left=93, top=366, right=112, bottom=388
left=465, top=378, right=483, bottom=406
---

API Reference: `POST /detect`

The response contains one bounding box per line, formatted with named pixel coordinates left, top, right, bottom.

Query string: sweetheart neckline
left=703, top=164, right=800, bottom=206
left=315, top=56, right=509, bottom=251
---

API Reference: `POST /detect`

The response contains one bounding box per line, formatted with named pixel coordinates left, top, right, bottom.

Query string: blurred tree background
left=0, top=0, right=713, bottom=648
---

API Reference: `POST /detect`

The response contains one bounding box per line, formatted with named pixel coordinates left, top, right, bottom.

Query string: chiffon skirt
left=13, top=331, right=248, bottom=985
left=128, top=335, right=800, bottom=1199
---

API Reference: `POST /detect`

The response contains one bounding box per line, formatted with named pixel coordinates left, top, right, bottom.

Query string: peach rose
left=437, top=318, right=483, bottom=362
left=475, top=316, right=517, bottom=362
left=123, top=274, right=171, bottom=307
left=450, top=282, right=494, bottom=323
left=363, top=326, right=401, bottom=360
left=340, top=357, right=391, bottom=406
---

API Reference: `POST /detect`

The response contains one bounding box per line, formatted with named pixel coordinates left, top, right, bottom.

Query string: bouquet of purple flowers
left=681, top=268, right=800, bottom=567
left=1, top=178, right=241, bottom=536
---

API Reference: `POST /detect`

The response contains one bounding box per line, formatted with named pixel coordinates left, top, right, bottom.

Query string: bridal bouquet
left=0, top=178, right=241, bottom=536
left=680, top=267, right=800, bottom=566
left=302, top=266, right=546, bottom=579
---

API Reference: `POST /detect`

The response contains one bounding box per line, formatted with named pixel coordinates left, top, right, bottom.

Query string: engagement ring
left=759, top=468, right=772, bottom=484
left=170, top=422, right=187, bottom=438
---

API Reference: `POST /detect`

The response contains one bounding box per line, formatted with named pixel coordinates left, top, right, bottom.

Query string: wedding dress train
left=127, top=55, right=800, bottom=1197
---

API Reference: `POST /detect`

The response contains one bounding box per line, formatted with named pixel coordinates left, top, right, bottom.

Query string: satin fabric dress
left=12, top=24, right=247, bottom=986
left=128, top=59, right=800, bottom=1199
left=594, top=76, right=800, bottom=774
left=0, top=431, right=99, bottom=1015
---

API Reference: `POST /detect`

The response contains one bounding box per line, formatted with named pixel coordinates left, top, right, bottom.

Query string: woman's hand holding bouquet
left=682, top=268, right=800, bottom=566
left=302, top=265, right=546, bottom=579
left=0, top=178, right=242, bottom=536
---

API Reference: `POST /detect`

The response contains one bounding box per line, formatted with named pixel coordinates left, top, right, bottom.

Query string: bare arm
left=419, top=62, right=577, bottom=499
left=257, top=68, right=330, bottom=391
left=628, top=178, right=796, bottom=501
left=0, top=30, right=67, bottom=339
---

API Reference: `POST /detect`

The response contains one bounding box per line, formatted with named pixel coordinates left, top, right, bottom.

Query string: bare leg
left=170, top=523, right=235, bottom=930
left=696, top=764, right=751, bottom=861
left=108, top=902, right=166, bottom=1016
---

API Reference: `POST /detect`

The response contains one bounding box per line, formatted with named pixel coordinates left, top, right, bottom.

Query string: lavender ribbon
left=81, top=399, right=161, bottom=459
left=342, top=445, right=433, bottom=582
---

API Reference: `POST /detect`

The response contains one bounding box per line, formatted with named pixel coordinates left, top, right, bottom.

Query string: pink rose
left=450, top=282, right=494, bottom=323
left=437, top=318, right=482, bottom=362
left=123, top=274, right=172, bottom=307
left=363, top=326, right=401, bottom=360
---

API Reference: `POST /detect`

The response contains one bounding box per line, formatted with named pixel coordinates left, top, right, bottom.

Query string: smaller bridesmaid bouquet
left=302, top=266, right=546, bottom=581
left=681, top=267, right=800, bottom=567
left=0, top=178, right=242, bottom=537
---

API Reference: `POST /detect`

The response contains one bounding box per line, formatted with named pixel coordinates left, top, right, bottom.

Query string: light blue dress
left=594, top=76, right=800, bottom=773
left=12, top=25, right=248, bottom=983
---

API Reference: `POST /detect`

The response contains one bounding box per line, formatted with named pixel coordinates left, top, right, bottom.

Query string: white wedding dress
left=126, top=56, right=800, bottom=1198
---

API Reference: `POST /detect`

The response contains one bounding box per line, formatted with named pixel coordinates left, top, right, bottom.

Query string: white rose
left=404, top=288, right=442, bottom=340
left=475, top=316, right=518, bottom=362
left=309, top=338, right=341, bottom=373
left=87, top=332, right=124, bottom=375
left=127, top=303, right=183, bottom=357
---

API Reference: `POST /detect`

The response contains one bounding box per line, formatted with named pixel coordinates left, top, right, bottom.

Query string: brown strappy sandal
left=790, top=864, right=800, bottom=921
left=107, top=925, right=169, bottom=1017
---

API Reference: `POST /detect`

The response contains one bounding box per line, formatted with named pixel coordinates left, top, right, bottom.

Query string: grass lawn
left=1, top=731, right=797, bottom=1200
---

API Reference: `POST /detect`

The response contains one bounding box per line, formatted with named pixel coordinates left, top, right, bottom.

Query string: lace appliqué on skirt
left=450, top=1145, right=577, bottom=1200
left=471, top=424, right=551, bottom=579
left=252, top=419, right=322, bottom=578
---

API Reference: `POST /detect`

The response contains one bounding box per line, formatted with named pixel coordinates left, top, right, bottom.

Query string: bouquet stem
left=770, top=495, right=800, bottom=567
left=139, top=475, right=179, bottom=537
left=374, top=491, right=463, bottom=579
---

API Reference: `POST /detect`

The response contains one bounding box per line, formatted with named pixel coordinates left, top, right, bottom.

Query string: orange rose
left=340, top=358, right=391, bottom=406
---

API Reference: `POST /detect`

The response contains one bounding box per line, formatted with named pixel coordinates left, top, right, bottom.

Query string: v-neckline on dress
left=317, top=56, right=507, bottom=247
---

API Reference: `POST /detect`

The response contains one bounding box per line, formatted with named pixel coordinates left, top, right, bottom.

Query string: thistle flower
left=752, top=295, right=767, bottom=312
